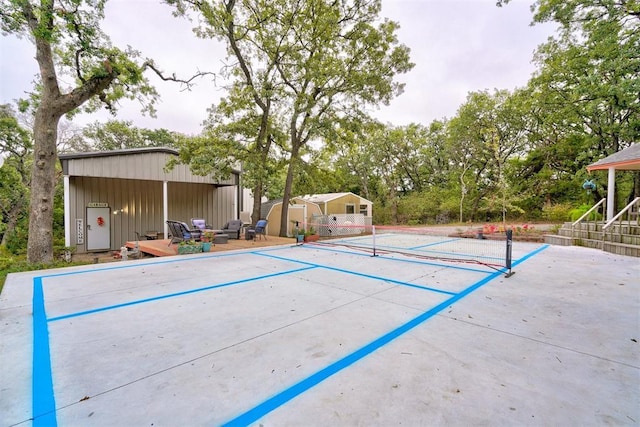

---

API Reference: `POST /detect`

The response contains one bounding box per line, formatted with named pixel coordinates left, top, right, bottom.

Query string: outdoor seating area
left=120, top=219, right=281, bottom=258
left=221, top=220, right=243, bottom=239
left=246, top=219, right=268, bottom=240
left=166, top=220, right=202, bottom=246
left=125, top=234, right=293, bottom=257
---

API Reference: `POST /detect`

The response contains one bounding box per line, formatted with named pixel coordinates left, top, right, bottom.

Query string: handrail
left=603, top=196, right=640, bottom=230
left=572, top=198, right=606, bottom=226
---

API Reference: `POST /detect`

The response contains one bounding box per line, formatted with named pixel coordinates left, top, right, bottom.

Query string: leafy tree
left=82, top=120, right=179, bottom=151
left=271, top=0, right=413, bottom=235
left=0, top=104, right=32, bottom=248
left=168, top=0, right=288, bottom=223
left=169, top=0, right=413, bottom=235
left=446, top=90, right=528, bottom=222
left=500, top=0, right=640, bottom=210
left=1, top=0, right=208, bottom=263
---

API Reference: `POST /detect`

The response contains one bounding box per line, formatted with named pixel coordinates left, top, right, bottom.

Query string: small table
left=203, top=229, right=229, bottom=244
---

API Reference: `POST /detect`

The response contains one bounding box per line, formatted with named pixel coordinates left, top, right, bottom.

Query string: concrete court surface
left=0, top=239, right=638, bottom=426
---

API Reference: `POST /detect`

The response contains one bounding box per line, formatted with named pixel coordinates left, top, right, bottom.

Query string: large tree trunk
left=27, top=107, right=61, bottom=263
left=280, top=141, right=301, bottom=237
left=1, top=200, right=25, bottom=247
left=251, top=181, right=263, bottom=224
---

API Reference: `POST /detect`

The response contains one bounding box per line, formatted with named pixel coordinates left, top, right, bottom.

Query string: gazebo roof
left=587, top=143, right=640, bottom=171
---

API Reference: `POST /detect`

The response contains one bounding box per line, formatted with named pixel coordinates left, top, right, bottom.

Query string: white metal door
left=86, top=207, right=111, bottom=251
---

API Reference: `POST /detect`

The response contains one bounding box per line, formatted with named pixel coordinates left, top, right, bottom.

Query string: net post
left=504, top=229, right=514, bottom=278
left=371, top=225, right=378, bottom=257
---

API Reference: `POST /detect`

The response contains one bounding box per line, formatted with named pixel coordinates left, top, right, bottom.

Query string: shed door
left=288, top=205, right=307, bottom=236
left=86, top=207, right=111, bottom=251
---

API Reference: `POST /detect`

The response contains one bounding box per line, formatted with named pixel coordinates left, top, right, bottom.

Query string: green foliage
left=0, top=249, right=94, bottom=293
left=82, top=120, right=179, bottom=151
left=569, top=204, right=603, bottom=222
left=541, top=203, right=573, bottom=222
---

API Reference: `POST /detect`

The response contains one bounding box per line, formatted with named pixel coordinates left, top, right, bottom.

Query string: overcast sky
left=0, top=0, right=556, bottom=135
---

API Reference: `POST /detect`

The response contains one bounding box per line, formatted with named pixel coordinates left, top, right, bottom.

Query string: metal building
left=59, top=147, right=240, bottom=253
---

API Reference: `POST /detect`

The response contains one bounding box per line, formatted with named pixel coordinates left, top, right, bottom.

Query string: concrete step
left=543, top=234, right=574, bottom=246
left=550, top=220, right=640, bottom=257
left=576, top=238, right=640, bottom=257
left=603, top=241, right=640, bottom=257
left=569, top=231, right=640, bottom=245
left=545, top=234, right=640, bottom=257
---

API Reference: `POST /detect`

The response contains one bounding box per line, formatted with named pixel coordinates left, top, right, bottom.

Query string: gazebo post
left=607, top=167, right=615, bottom=221
left=586, top=144, right=640, bottom=221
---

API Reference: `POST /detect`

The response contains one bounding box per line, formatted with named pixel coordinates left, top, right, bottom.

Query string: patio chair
left=191, top=218, right=211, bottom=232
left=167, top=220, right=202, bottom=246
left=221, top=219, right=243, bottom=239
left=254, top=219, right=268, bottom=240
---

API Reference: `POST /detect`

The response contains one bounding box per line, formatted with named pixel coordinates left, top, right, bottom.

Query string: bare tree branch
left=142, top=60, right=217, bottom=91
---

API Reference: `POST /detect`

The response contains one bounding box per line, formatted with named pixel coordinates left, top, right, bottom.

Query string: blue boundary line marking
left=31, top=243, right=548, bottom=425
left=316, top=234, right=503, bottom=263
left=38, top=249, right=271, bottom=280
left=408, top=237, right=461, bottom=249
left=222, top=269, right=503, bottom=426
left=375, top=243, right=504, bottom=262
left=222, top=244, right=549, bottom=425
left=302, top=244, right=495, bottom=274
left=32, top=277, right=58, bottom=427
left=256, top=252, right=457, bottom=295
left=48, top=265, right=317, bottom=322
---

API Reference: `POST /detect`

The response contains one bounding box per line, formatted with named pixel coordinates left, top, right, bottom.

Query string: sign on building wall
left=87, top=202, right=109, bottom=208
left=76, top=218, right=84, bottom=244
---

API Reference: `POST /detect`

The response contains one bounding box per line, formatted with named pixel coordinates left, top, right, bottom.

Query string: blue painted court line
left=222, top=262, right=511, bottom=426
left=48, top=265, right=317, bottom=322
left=32, top=278, right=58, bottom=427
left=374, top=243, right=504, bottom=263
left=408, top=237, right=461, bottom=250
left=31, top=244, right=548, bottom=425
left=302, top=243, right=495, bottom=274
left=38, top=249, right=273, bottom=280
left=223, top=243, right=548, bottom=425
left=513, top=244, right=549, bottom=265
left=256, top=252, right=457, bottom=296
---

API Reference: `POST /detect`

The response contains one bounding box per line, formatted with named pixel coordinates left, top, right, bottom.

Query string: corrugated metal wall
left=168, top=182, right=236, bottom=230
left=66, top=152, right=235, bottom=185
left=69, top=177, right=237, bottom=252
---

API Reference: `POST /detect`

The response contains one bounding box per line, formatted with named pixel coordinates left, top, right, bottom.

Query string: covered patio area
left=125, top=235, right=295, bottom=257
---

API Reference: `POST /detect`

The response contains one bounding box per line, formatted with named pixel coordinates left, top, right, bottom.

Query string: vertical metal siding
left=69, top=177, right=164, bottom=253
left=66, top=153, right=235, bottom=185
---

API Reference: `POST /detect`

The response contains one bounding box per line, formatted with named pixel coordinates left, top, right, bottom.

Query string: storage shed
left=59, top=147, right=240, bottom=253
left=261, top=198, right=323, bottom=237
left=297, top=192, right=372, bottom=217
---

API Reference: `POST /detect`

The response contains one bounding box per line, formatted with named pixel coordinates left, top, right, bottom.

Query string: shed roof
left=59, top=147, right=239, bottom=186
left=58, top=147, right=179, bottom=160
left=586, top=144, right=640, bottom=171
left=298, top=192, right=372, bottom=204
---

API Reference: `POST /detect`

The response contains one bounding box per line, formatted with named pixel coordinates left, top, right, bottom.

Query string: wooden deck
left=125, top=236, right=297, bottom=257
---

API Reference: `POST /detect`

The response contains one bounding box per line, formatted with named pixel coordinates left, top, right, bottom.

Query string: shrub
left=569, top=204, right=602, bottom=222
left=541, top=203, right=573, bottom=222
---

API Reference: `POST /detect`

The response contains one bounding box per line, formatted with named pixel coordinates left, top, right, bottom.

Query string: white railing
left=602, top=196, right=640, bottom=248
left=571, top=198, right=606, bottom=241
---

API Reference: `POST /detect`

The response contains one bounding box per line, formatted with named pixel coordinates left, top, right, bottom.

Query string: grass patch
left=0, top=253, right=94, bottom=294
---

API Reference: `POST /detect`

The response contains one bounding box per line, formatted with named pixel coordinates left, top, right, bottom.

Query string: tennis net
left=302, top=223, right=514, bottom=276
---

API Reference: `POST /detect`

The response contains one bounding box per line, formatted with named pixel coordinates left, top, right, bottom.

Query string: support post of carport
left=163, top=180, right=169, bottom=238
left=607, top=167, right=615, bottom=221
left=63, top=175, right=71, bottom=247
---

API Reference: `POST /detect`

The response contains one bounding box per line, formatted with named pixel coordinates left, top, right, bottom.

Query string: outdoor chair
left=221, top=219, right=243, bottom=239
left=254, top=219, right=268, bottom=240
left=191, top=218, right=211, bottom=232
left=167, top=220, right=202, bottom=246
